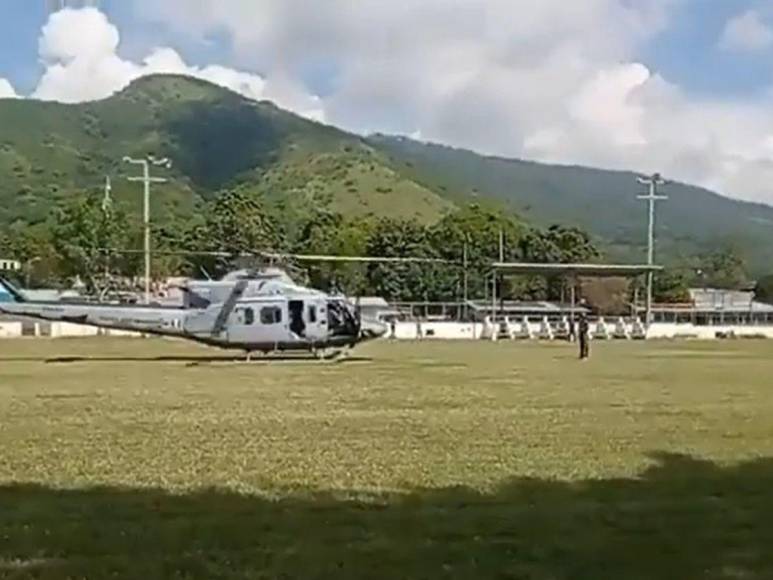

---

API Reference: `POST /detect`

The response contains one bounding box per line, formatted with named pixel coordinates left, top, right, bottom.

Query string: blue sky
left=2, top=1, right=773, bottom=203
left=0, top=0, right=232, bottom=93
left=641, top=0, right=773, bottom=97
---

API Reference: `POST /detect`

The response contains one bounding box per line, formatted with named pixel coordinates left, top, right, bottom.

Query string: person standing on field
left=578, top=313, right=590, bottom=360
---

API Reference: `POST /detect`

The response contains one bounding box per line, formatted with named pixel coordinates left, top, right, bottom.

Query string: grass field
left=2, top=338, right=773, bottom=579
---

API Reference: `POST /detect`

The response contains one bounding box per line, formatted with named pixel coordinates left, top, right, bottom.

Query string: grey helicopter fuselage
left=0, top=270, right=388, bottom=354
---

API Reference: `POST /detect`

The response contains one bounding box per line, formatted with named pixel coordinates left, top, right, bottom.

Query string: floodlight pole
left=462, top=241, right=469, bottom=320
left=637, top=173, right=668, bottom=326
left=124, top=155, right=170, bottom=304
left=491, top=269, right=497, bottom=340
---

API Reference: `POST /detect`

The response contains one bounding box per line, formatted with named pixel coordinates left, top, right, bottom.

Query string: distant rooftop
left=0, top=259, right=20, bottom=272
left=651, top=288, right=773, bottom=314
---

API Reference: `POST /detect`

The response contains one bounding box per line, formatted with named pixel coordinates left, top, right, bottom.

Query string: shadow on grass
left=0, top=355, right=373, bottom=365
left=2, top=453, right=773, bottom=579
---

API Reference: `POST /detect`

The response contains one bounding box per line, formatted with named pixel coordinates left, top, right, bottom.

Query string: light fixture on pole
left=123, top=155, right=171, bottom=304
left=637, top=173, right=668, bottom=326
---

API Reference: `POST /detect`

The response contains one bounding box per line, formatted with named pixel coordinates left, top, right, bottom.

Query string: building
left=350, top=297, right=401, bottom=322
left=0, top=259, right=20, bottom=272
left=649, top=288, right=773, bottom=326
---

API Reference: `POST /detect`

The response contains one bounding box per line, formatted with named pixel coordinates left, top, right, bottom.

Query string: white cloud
left=118, top=0, right=773, bottom=203
left=0, top=78, right=18, bottom=99
left=14, top=2, right=773, bottom=204
left=30, top=8, right=323, bottom=121
left=719, top=9, right=773, bottom=52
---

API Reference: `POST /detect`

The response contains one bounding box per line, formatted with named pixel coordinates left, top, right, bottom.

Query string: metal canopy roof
left=491, top=262, right=662, bottom=276
left=467, top=300, right=591, bottom=314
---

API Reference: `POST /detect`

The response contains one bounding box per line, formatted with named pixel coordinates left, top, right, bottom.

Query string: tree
left=151, top=215, right=201, bottom=279
left=699, top=248, right=749, bottom=290
left=182, top=191, right=283, bottom=278
left=366, top=218, right=453, bottom=302
left=202, top=190, right=281, bottom=255
left=653, top=269, right=691, bottom=303
left=430, top=204, right=524, bottom=300
left=293, top=210, right=371, bottom=295
left=517, top=225, right=600, bottom=300
left=518, top=225, right=598, bottom=264
left=51, top=194, right=133, bottom=292
left=755, top=274, right=773, bottom=305
left=0, top=225, right=61, bottom=288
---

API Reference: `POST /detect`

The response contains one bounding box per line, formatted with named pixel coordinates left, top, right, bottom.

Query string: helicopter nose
left=359, top=318, right=389, bottom=341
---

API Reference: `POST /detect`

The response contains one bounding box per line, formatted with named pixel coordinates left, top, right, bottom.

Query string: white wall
left=0, top=322, right=22, bottom=338
left=391, top=321, right=773, bottom=341
left=647, top=323, right=773, bottom=340
left=394, top=321, right=484, bottom=340
left=104, top=329, right=144, bottom=338
left=0, top=322, right=143, bottom=339
left=2, top=320, right=772, bottom=341
left=49, top=323, right=98, bottom=338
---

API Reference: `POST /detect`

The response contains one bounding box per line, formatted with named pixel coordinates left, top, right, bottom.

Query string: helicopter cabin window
left=244, top=307, right=255, bottom=326
left=308, top=305, right=317, bottom=323
left=260, top=306, right=282, bottom=325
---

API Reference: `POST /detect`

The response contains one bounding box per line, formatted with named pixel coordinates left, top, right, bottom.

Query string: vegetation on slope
left=371, top=135, right=773, bottom=273
left=0, top=75, right=450, bottom=230
left=0, top=73, right=768, bottom=292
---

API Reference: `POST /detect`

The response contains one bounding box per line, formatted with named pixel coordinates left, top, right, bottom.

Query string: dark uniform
left=578, top=315, right=590, bottom=360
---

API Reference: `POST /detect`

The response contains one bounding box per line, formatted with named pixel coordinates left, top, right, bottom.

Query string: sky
left=2, top=1, right=773, bottom=204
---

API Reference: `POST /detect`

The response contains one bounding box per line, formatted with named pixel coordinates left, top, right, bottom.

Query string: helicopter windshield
left=327, top=300, right=359, bottom=337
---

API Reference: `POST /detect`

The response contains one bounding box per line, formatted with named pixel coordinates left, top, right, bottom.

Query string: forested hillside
left=0, top=73, right=768, bottom=297
left=371, top=136, right=773, bottom=272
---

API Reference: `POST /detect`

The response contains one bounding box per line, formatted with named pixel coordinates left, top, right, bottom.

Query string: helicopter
left=0, top=268, right=389, bottom=360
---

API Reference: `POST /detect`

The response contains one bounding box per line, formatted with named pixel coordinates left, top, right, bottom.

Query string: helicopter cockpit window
left=327, top=300, right=358, bottom=336
left=244, top=307, right=255, bottom=326
left=260, top=306, right=282, bottom=325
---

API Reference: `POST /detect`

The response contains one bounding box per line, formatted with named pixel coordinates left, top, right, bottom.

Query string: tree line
left=0, top=189, right=759, bottom=307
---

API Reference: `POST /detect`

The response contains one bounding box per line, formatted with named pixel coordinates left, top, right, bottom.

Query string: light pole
left=123, top=155, right=171, bottom=304
left=637, top=173, right=668, bottom=326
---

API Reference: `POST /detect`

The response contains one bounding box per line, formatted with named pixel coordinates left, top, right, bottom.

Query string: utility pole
left=637, top=173, right=668, bottom=326
left=462, top=240, right=469, bottom=321
left=123, top=155, right=171, bottom=304
left=101, top=175, right=112, bottom=292
left=101, top=175, right=112, bottom=213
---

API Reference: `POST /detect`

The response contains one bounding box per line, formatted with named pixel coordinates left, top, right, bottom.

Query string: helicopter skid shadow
left=0, top=355, right=373, bottom=366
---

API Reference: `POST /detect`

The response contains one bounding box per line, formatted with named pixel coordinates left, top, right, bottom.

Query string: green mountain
left=0, top=75, right=450, bottom=228
left=1, top=73, right=772, bottom=272
left=370, top=136, right=773, bottom=272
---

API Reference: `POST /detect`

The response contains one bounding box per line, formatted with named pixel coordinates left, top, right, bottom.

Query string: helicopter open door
left=304, top=299, right=327, bottom=343
left=288, top=300, right=306, bottom=338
